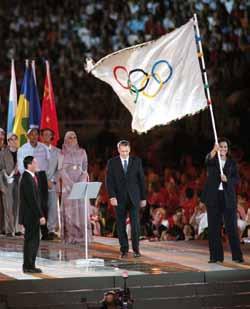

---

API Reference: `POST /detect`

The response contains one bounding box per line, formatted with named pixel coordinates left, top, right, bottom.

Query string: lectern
left=68, top=181, right=102, bottom=263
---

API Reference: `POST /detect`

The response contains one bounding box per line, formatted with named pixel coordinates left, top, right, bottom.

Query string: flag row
left=7, top=60, right=59, bottom=146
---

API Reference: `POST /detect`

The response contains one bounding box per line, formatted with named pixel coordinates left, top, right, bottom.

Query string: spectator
left=145, top=207, right=168, bottom=241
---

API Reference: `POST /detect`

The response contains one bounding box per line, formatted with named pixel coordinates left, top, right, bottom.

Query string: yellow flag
left=13, top=66, right=31, bottom=146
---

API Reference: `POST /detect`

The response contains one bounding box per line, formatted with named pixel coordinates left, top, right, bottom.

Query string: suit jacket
left=106, top=156, right=146, bottom=207
left=19, top=171, right=43, bottom=226
left=201, top=154, right=239, bottom=209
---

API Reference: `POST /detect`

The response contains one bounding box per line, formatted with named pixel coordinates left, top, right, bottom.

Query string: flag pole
left=193, top=13, right=223, bottom=175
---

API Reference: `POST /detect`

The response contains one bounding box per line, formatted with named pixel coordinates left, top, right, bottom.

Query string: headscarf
left=62, top=131, right=79, bottom=154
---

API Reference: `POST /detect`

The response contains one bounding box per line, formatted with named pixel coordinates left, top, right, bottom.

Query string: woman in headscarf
left=58, top=131, right=91, bottom=244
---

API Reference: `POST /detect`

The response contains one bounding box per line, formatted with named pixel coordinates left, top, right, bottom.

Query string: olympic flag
left=86, top=19, right=207, bottom=133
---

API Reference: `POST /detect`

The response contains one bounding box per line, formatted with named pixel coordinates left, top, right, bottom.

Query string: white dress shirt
left=218, top=159, right=226, bottom=190
left=17, top=142, right=50, bottom=174
left=120, top=156, right=129, bottom=170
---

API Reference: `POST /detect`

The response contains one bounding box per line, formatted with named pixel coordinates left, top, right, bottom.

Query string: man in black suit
left=106, top=140, right=146, bottom=258
left=19, top=156, right=46, bottom=273
left=201, top=138, right=243, bottom=263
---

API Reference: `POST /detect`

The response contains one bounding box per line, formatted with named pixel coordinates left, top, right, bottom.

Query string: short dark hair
left=23, top=156, right=34, bottom=169
left=117, top=140, right=130, bottom=148
left=185, top=187, right=194, bottom=199
left=40, top=128, right=54, bottom=141
left=41, top=128, right=55, bottom=135
left=175, top=207, right=183, bottom=214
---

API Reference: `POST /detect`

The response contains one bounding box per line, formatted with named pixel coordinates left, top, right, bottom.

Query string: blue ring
left=151, top=60, right=173, bottom=85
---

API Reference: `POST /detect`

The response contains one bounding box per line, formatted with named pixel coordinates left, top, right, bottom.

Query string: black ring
left=128, top=69, right=149, bottom=93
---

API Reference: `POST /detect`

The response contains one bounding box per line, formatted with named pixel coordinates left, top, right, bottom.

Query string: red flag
left=40, top=60, right=59, bottom=146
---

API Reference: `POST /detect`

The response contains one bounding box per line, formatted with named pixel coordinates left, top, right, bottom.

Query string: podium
left=68, top=181, right=103, bottom=266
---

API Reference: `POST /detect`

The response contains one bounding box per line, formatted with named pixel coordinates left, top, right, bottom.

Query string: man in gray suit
left=40, top=128, right=60, bottom=240
left=0, top=133, right=20, bottom=236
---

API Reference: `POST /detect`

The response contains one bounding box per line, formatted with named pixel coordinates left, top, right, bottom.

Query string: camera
left=100, top=272, right=133, bottom=308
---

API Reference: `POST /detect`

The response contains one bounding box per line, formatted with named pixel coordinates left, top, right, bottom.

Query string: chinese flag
left=40, top=60, right=59, bottom=146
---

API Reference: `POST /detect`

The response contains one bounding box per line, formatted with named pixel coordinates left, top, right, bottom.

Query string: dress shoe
left=6, top=233, right=13, bottom=237
left=23, top=267, right=42, bottom=273
left=233, top=258, right=244, bottom=263
left=41, top=235, right=50, bottom=241
left=15, top=232, right=23, bottom=236
left=23, top=268, right=37, bottom=273
left=133, top=252, right=141, bottom=258
left=120, top=252, right=128, bottom=258
left=48, top=232, right=60, bottom=240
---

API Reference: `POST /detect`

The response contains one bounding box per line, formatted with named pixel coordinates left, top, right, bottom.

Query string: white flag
left=86, top=19, right=207, bottom=133
left=7, top=59, right=17, bottom=133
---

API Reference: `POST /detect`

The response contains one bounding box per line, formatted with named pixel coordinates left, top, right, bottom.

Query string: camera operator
left=100, top=289, right=133, bottom=309
left=100, top=291, right=122, bottom=309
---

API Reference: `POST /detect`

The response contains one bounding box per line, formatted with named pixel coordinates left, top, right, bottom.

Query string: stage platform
left=0, top=235, right=250, bottom=281
left=1, top=236, right=250, bottom=308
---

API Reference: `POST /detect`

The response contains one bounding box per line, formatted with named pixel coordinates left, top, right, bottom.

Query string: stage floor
left=0, top=235, right=250, bottom=281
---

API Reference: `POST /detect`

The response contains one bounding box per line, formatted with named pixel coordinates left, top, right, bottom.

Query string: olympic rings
left=113, top=60, right=173, bottom=104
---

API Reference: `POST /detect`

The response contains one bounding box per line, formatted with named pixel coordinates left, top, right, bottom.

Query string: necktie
left=123, top=159, right=128, bottom=173
left=33, top=175, right=38, bottom=187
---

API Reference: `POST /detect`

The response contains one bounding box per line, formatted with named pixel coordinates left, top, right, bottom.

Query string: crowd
left=0, top=0, right=250, bottom=129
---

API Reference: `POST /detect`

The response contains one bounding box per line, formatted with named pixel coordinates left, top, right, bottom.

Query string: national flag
left=29, top=61, right=41, bottom=128
left=40, top=60, right=60, bottom=146
left=7, top=60, right=17, bottom=133
left=13, top=64, right=31, bottom=146
left=86, top=19, right=207, bottom=133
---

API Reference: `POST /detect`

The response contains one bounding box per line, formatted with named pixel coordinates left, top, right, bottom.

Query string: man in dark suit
left=106, top=140, right=146, bottom=258
left=19, top=156, right=46, bottom=273
left=201, top=138, right=243, bottom=263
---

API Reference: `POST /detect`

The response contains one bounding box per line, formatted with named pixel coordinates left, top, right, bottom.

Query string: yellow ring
left=142, top=73, right=163, bottom=98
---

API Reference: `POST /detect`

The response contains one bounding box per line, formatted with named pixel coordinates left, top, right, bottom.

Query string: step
left=9, top=304, right=87, bottom=309
left=5, top=292, right=87, bottom=307
left=0, top=277, right=114, bottom=294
